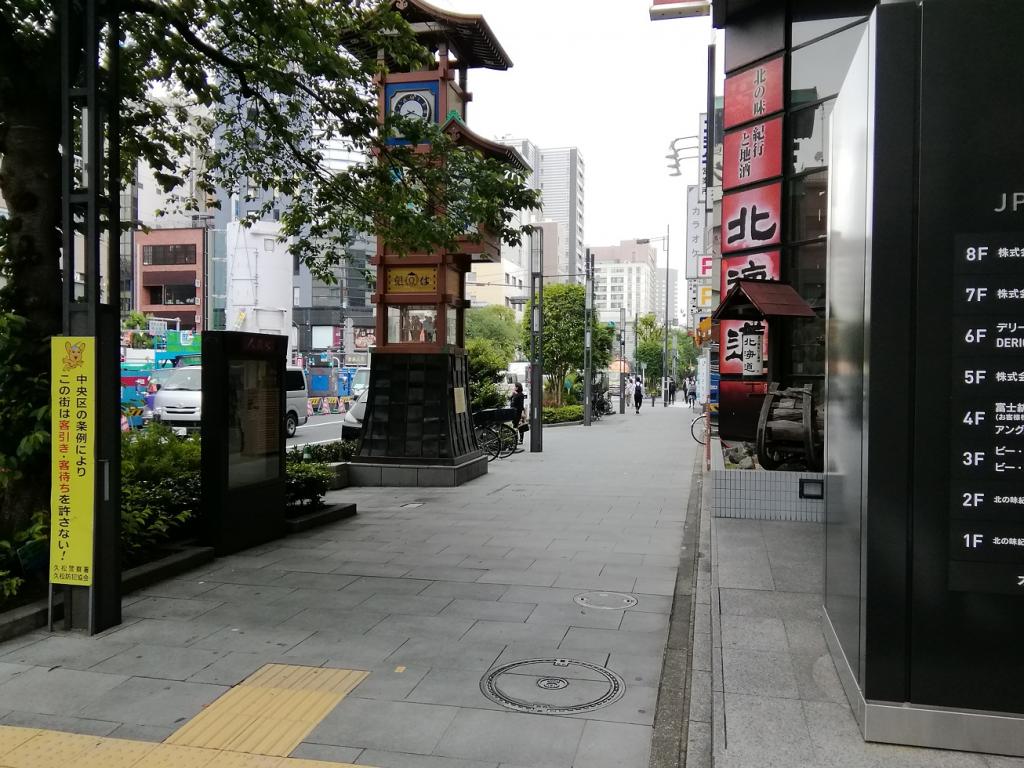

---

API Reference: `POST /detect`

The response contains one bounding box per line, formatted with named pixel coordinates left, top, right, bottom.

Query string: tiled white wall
left=711, top=469, right=824, bottom=522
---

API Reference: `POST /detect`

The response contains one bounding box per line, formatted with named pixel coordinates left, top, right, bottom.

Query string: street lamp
left=636, top=229, right=672, bottom=407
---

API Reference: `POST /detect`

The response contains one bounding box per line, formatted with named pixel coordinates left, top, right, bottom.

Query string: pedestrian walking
left=687, top=385, right=697, bottom=409
left=510, top=383, right=527, bottom=444
left=633, top=377, right=644, bottom=414
left=669, top=379, right=676, bottom=404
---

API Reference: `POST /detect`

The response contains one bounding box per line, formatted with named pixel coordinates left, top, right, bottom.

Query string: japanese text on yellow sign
left=386, top=267, right=438, bottom=293
left=50, top=337, right=95, bottom=586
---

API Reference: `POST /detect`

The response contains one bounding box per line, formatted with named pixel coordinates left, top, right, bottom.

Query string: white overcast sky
left=440, top=0, right=719, bottom=267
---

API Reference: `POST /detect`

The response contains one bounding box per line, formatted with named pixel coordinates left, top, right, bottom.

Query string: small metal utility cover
left=573, top=591, right=639, bottom=610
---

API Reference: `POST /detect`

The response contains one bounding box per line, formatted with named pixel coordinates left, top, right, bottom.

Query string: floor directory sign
left=949, top=234, right=1024, bottom=594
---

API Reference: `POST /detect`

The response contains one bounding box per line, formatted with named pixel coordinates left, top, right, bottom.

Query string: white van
left=153, top=364, right=308, bottom=438
left=152, top=365, right=202, bottom=434
left=285, top=366, right=309, bottom=438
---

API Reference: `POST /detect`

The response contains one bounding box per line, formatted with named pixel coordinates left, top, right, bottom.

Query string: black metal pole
left=529, top=227, right=544, bottom=452
left=57, top=0, right=122, bottom=634
left=583, top=249, right=593, bottom=426
left=663, top=225, right=670, bottom=406
left=619, top=306, right=625, bottom=414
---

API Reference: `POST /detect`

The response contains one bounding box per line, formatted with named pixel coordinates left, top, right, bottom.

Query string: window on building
left=142, top=244, right=197, bottom=266
left=790, top=100, right=834, bottom=175
left=264, top=238, right=276, bottom=252
left=791, top=22, right=869, bottom=107
left=788, top=170, right=829, bottom=243
left=164, top=284, right=196, bottom=305
left=311, top=281, right=341, bottom=308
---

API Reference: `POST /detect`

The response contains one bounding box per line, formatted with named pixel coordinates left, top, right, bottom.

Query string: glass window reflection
left=446, top=306, right=457, bottom=347
left=226, top=359, right=281, bottom=489
left=791, top=23, right=868, bottom=107
left=789, top=171, right=829, bottom=243
left=387, top=306, right=438, bottom=344
left=790, top=101, right=833, bottom=175
left=792, top=15, right=866, bottom=47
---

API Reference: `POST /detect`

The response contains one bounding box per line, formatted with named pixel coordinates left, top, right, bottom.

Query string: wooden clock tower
left=351, top=0, right=527, bottom=486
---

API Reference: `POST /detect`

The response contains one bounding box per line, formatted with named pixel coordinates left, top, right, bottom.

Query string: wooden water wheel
left=756, top=383, right=824, bottom=471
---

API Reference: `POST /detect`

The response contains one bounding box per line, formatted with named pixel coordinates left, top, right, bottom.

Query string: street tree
left=465, top=338, right=510, bottom=412
left=520, top=283, right=612, bottom=406
left=673, top=330, right=699, bottom=378
left=0, top=0, right=539, bottom=534
left=635, top=313, right=663, bottom=346
left=636, top=340, right=664, bottom=389
left=465, top=306, right=519, bottom=361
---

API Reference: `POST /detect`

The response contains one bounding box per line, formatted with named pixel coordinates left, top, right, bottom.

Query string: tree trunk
left=0, top=97, right=63, bottom=536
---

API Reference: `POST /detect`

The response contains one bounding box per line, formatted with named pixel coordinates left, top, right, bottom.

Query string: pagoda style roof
left=393, top=0, right=513, bottom=70
left=712, top=279, right=816, bottom=321
left=442, top=116, right=530, bottom=171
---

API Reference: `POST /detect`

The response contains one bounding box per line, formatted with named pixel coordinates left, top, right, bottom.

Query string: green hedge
left=285, top=462, right=332, bottom=508
left=543, top=405, right=584, bottom=424
left=121, top=423, right=202, bottom=563
left=286, top=439, right=358, bottom=464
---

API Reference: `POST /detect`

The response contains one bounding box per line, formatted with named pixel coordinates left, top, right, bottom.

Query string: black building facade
left=716, top=0, right=1024, bottom=756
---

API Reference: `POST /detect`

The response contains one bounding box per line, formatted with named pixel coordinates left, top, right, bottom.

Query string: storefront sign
left=698, top=284, right=714, bottom=308
left=386, top=266, right=438, bottom=293
left=724, top=56, right=783, bottom=129
left=723, top=116, right=783, bottom=190
left=722, top=183, right=782, bottom=253
left=685, top=185, right=703, bottom=279
left=721, top=251, right=782, bottom=295
left=354, top=328, right=376, bottom=350
left=741, top=334, right=764, bottom=377
left=720, top=319, right=768, bottom=375
left=50, top=337, right=95, bottom=586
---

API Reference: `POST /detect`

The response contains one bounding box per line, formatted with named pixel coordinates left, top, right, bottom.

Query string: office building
left=590, top=240, right=658, bottom=319
left=654, top=267, right=681, bottom=327
left=538, top=146, right=585, bottom=283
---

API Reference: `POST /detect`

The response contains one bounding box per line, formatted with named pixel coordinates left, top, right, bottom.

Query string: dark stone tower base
left=350, top=352, right=487, bottom=487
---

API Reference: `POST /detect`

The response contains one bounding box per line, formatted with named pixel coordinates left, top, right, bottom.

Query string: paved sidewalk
left=691, top=496, right=1024, bottom=768
left=0, top=404, right=695, bottom=768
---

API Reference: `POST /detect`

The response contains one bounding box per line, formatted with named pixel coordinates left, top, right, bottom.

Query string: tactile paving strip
left=0, top=727, right=366, bottom=768
left=2, top=730, right=101, bottom=768
left=166, top=664, right=368, bottom=757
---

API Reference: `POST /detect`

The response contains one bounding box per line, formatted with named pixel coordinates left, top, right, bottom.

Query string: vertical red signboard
left=722, top=116, right=784, bottom=190
left=722, top=183, right=783, bottom=253
left=723, top=56, right=784, bottom=129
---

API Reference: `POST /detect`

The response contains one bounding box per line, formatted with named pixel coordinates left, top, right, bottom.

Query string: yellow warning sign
left=50, top=337, right=95, bottom=586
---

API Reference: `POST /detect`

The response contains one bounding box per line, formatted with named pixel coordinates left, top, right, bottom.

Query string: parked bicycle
left=472, top=407, right=520, bottom=461
left=690, top=407, right=709, bottom=445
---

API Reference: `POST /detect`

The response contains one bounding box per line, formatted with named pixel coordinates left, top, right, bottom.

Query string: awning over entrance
left=711, top=279, right=816, bottom=321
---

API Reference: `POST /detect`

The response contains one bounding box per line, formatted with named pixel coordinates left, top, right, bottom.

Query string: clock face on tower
left=391, top=90, right=434, bottom=122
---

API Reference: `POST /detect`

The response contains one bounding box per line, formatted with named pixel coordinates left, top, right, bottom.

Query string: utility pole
left=619, top=306, right=626, bottom=414
left=583, top=248, right=593, bottom=427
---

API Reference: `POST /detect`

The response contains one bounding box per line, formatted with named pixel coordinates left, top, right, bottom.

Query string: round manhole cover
left=480, top=658, right=626, bottom=715
left=573, top=591, right=639, bottom=610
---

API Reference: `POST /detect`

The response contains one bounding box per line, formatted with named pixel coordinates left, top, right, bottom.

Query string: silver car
left=341, top=389, right=368, bottom=439
left=151, top=366, right=202, bottom=434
